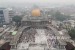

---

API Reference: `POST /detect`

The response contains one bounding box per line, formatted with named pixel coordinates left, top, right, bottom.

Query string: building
left=22, top=7, right=52, bottom=26
left=0, top=8, right=14, bottom=25
left=0, top=39, right=11, bottom=50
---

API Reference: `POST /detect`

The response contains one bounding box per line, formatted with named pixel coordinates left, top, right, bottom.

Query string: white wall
left=3, top=9, right=10, bottom=23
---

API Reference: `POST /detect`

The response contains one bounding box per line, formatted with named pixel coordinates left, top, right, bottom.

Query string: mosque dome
left=31, top=9, right=41, bottom=17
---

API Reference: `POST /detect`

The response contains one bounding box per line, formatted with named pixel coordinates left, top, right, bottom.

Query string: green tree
left=68, top=28, right=75, bottom=39
left=52, top=11, right=70, bottom=21
left=12, top=16, right=22, bottom=27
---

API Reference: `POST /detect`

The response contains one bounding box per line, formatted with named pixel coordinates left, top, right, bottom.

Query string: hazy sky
left=0, top=0, right=75, bottom=4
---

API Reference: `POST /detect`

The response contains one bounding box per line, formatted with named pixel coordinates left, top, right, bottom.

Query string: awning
left=12, top=31, right=17, bottom=35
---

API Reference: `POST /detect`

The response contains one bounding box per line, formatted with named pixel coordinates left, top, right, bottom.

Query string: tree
left=12, top=16, right=22, bottom=27
left=52, top=11, right=70, bottom=21
left=68, top=28, right=75, bottom=39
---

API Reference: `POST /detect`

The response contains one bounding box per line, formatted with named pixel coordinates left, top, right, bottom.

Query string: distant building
left=0, top=8, right=14, bottom=25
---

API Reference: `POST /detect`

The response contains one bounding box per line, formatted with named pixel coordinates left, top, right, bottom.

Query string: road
left=0, top=27, right=10, bottom=37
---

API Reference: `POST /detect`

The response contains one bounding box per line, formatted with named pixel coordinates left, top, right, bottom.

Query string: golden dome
left=31, top=9, right=41, bottom=16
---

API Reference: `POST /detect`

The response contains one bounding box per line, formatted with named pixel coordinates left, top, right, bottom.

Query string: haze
left=0, top=0, right=75, bottom=4
left=0, top=0, right=75, bottom=8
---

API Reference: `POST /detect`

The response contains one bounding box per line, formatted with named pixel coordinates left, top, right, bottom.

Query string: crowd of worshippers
left=20, top=28, right=36, bottom=43
left=45, top=29, right=56, bottom=48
